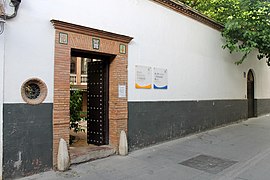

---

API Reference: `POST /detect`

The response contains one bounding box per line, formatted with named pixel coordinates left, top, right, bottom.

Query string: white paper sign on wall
left=118, top=85, right=126, bottom=98
left=135, top=65, right=152, bottom=89
left=153, top=68, right=168, bottom=89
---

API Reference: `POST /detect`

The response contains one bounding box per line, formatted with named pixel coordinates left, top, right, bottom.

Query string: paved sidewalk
left=20, top=114, right=270, bottom=180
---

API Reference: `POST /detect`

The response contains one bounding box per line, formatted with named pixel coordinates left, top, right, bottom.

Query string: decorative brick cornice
left=51, top=20, right=133, bottom=43
left=151, top=0, right=224, bottom=31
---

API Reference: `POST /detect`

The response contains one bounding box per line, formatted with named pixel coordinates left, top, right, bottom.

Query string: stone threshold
left=69, top=145, right=116, bottom=164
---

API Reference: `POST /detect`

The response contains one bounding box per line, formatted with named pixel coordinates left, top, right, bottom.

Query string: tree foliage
left=177, top=0, right=270, bottom=65
left=70, top=89, right=83, bottom=133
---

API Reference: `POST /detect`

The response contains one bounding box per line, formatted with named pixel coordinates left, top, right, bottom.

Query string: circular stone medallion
left=21, top=78, right=47, bottom=105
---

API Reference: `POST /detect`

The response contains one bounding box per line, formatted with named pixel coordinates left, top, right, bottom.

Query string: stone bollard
left=119, top=130, right=128, bottom=156
left=57, top=138, right=70, bottom=171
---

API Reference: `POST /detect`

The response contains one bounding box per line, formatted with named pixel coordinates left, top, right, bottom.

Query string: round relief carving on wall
left=21, top=78, right=47, bottom=105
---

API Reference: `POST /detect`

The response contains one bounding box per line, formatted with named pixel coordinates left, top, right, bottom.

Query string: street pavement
left=20, top=114, right=270, bottom=180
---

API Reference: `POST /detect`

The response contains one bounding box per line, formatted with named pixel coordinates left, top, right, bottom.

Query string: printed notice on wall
left=118, top=85, right=126, bottom=98
left=153, top=68, right=168, bottom=89
left=135, top=65, right=152, bottom=89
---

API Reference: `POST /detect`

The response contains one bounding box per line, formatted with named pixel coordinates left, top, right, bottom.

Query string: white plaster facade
left=1, top=0, right=270, bottom=104
left=0, top=29, right=4, bottom=180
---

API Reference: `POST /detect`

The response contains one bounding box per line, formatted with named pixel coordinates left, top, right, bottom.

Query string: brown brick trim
left=51, top=20, right=132, bottom=168
left=152, top=0, right=224, bottom=31
left=51, top=20, right=133, bottom=43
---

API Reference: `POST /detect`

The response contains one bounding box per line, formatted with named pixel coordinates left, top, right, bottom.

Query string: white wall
left=3, top=0, right=270, bottom=103
left=0, top=26, right=4, bottom=180
left=125, top=0, right=270, bottom=101
left=3, top=1, right=55, bottom=103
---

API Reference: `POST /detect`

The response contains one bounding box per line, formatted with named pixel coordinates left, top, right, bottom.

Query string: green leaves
left=70, top=88, right=83, bottom=133
left=178, top=0, right=270, bottom=65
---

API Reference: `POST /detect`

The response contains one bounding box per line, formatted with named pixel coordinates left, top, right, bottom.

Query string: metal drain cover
left=179, top=154, right=237, bottom=174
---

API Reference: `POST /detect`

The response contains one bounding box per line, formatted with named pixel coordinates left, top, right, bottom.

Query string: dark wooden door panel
left=247, top=70, right=255, bottom=118
left=87, top=59, right=109, bottom=145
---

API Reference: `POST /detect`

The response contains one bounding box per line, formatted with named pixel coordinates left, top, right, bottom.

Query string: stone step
left=70, top=145, right=116, bottom=164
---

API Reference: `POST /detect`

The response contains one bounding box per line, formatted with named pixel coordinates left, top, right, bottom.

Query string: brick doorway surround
left=51, top=20, right=133, bottom=166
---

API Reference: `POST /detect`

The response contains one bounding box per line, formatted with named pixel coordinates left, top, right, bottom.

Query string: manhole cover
left=179, top=154, right=237, bottom=174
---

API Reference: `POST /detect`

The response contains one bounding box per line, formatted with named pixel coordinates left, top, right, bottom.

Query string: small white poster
left=118, top=85, right=126, bottom=98
left=153, top=68, right=168, bottom=89
left=135, top=65, right=152, bottom=89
